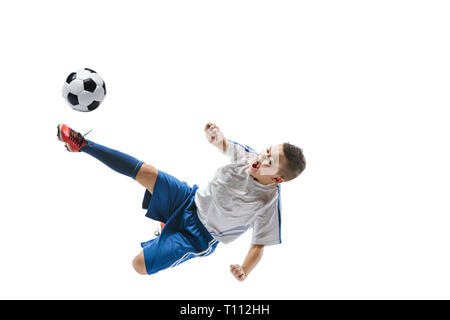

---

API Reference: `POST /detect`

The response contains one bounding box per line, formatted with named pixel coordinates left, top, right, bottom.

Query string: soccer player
left=56, top=123, right=306, bottom=281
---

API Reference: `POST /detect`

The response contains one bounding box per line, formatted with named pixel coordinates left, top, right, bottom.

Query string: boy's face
left=249, top=144, right=286, bottom=184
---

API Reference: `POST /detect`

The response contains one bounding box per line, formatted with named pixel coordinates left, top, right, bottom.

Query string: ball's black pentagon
left=83, top=78, right=97, bottom=92
left=66, top=72, right=76, bottom=84
left=67, top=93, right=79, bottom=106
left=84, top=68, right=96, bottom=73
left=102, top=82, right=106, bottom=95
left=87, top=100, right=100, bottom=111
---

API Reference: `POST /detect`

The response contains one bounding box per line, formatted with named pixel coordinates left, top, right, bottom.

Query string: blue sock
left=81, top=140, right=144, bottom=179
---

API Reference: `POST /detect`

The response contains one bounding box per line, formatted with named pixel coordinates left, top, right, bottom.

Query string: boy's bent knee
left=132, top=253, right=148, bottom=275
left=135, top=164, right=158, bottom=193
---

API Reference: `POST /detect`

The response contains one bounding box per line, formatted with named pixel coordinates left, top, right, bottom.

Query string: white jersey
left=195, top=140, right=282, bottom=246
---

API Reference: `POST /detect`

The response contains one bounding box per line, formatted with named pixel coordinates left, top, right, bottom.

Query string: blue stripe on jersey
left=277, top=185, right=282, bottom=243
left=229, top=140, right=258, bottom=154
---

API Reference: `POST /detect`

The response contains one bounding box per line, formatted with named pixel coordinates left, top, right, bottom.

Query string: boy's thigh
left=142, top=170, right=194, bottom=223
left=142, top=232, right=194, bottom=275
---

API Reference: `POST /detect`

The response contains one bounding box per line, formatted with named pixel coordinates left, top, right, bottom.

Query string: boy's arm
left=205, top=122, right=227, bottom=152
left=230, top=244, right=264, bottom=281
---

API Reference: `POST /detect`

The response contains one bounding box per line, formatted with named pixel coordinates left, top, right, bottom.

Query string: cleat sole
left=57, top=124, right=63, bottom=142
left=57, top=124, right=74, bottom=152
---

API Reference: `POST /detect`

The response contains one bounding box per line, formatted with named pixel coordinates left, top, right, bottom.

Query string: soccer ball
left=62, top=68, right=106, bottom=112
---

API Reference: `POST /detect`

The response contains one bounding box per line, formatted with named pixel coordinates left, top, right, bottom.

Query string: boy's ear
left=272, top=176, right=284, bottom=184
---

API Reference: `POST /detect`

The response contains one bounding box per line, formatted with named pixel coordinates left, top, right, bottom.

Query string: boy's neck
left=250, top=172, right=274, bottom=186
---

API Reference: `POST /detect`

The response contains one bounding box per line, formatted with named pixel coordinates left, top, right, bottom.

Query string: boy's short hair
left=280, top=143, right=306, bottom=182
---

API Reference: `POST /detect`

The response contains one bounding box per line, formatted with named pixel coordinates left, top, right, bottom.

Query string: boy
left=56, top=122, right=306, bottom=281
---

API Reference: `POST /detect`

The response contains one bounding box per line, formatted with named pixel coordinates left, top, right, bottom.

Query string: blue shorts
left=140, top=170, right=218, bottom=275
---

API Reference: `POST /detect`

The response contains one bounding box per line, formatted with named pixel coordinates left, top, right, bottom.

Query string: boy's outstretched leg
left=57, top=124, right=157, bottom=192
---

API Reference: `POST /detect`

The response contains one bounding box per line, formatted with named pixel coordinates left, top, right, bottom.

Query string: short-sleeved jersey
left=195, top=140, right=282, bottom=245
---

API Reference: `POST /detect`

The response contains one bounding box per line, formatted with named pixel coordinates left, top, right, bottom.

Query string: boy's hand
left=205, top=122, right=226, bottom=151
left=230, top=264, right=248, bottom=281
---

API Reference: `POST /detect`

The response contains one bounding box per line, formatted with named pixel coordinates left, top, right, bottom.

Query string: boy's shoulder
left=227, top=139, right=257, bottom=154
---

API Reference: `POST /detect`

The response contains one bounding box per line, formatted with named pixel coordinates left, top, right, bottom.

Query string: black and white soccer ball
left=62, top=68, right=106, bottom=112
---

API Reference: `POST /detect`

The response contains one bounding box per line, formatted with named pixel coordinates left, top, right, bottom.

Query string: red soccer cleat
left=57, top=124, right=88, bottom=152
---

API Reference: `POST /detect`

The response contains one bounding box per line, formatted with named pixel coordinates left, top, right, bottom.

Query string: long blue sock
left=81, top=139, right=144, bottom=179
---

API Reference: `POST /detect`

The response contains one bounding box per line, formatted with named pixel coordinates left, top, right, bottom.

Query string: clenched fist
left=205, top=122, right=226, bottom=151
left=230, top=264, right=248, bottom=281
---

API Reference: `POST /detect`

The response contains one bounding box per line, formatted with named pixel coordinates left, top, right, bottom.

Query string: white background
left=0, top=0, right=449, bottom=299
